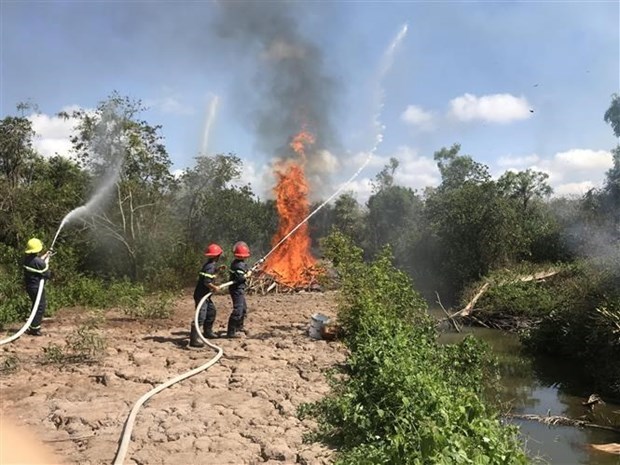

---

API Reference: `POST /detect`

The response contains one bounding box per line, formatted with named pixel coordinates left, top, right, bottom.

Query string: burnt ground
left=1, top=291, right=346, bottom=465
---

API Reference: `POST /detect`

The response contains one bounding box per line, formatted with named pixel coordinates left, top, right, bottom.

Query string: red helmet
left=233, top=241, right=250, bottom=258
left=204, top=243, right=223, bottom=257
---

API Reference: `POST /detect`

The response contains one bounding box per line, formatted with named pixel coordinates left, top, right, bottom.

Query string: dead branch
left=449, top=282, right=490, bottom=319
left=589, top=443, right=620, bottom=455
left=505, top=413, right=620, bottom=434
left=446, top=269, right=560, bottom=321
left=516, top=270, right=559, bottom=283
left=436, top=291, right=460, bottom=333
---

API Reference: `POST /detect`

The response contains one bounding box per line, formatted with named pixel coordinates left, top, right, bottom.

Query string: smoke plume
left=213, top=3, right=340, bottom=182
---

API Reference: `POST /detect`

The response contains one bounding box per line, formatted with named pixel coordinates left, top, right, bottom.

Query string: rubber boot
left=203, top=322, right=217, bottom=339
left=226, top=318, right=239, bottom=339
left=27, top=326, right=42, bottom=336
left=237, top=317, right=248, bottom=336
left=189, top=323, right=205, bottom=348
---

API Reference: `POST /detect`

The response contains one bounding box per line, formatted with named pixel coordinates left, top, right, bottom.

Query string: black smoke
left=213, top=2, right=340, bottom=162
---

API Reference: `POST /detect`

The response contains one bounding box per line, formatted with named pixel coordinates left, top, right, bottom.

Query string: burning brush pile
left=249, top=130, right=326, bottom=294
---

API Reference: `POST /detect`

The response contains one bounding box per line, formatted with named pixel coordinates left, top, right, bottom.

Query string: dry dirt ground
left=1, top=290, right=346, bottom=465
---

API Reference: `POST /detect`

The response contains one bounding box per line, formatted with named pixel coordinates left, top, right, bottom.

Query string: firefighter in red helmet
left=189, top=243, right=223, bottom=347
left=227, top=241, right=251, bottom=338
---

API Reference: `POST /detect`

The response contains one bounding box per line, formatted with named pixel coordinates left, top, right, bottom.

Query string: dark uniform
left=23, top=253, right=51, bottom=334
left=227, top=258, right=249, bottom=337
left=193, top=260, right=218, bottom=337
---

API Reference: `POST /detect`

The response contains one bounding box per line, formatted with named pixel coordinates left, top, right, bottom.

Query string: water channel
left=440, top=325, right=620, bottom=464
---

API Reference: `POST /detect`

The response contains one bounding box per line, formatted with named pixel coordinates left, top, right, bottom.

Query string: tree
left=434, top=144, right=490, bottom=190
left=178, top=153, right=243, bottom=245
left=604, top=93, right=620, bottom=138
left=424, top=146, right=529, bottom=298
left=497, top=169, right=552, bottom=211
left=66, top=93, right=178, bottom=281
left=371, top=157, right=399, bottom=193
left=178, top=153, right=277, bottom=257
left=332, top=192, right=364, bottom=241
left=0, top=114, right=36, bottom=189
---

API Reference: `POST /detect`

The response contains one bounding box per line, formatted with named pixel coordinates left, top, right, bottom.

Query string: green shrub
left=42, top=311, right=107, bottom=364
left=0, top=354, right=20, bottom=374
left=300, top=231, right=527, bottom=464
left=122, top=291, right=175, bottom=319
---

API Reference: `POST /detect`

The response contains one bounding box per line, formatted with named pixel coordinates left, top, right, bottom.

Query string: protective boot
left=237, top=317, right=249, bottom=336
left=226, top=318, right=239, bottom=339
left=203, top=322, right=217, bottom=339
left=27, top=326, right=42, bottom=336
left=189, top=323, right=205, bottom=348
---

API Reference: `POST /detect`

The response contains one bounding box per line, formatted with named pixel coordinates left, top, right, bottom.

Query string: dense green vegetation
left=300, top=232, right=528, bottom=464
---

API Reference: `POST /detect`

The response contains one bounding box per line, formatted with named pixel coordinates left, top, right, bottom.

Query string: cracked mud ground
left=1, top=291, right=345, bottom=464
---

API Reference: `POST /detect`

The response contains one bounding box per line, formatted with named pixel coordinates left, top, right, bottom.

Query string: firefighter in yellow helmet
left=23, top=238, right=52, bottom=336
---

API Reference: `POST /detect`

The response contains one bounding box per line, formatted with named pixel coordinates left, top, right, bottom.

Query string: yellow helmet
left=25, top=238, right=44, bottom=254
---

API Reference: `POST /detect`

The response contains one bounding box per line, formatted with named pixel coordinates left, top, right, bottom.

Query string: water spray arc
left=51, top=159, right=123, bottom=250
left=201, top=94, right=220, bottom=155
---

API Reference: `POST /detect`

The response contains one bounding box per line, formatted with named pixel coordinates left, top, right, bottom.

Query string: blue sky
left=2, top=1, right=618, bottom=200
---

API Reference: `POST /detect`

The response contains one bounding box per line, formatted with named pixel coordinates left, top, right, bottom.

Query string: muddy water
left=439, top=326, right=620, bottom=464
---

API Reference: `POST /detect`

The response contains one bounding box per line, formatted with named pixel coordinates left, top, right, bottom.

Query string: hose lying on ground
left=0, top=279, right=45, bottom=346
left=113, top=280, right=233, bottom=465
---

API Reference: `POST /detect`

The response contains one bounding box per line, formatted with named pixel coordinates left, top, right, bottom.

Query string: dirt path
left=1, top=291, right=345, bottom=465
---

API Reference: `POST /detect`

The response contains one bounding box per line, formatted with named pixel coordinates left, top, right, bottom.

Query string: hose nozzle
left=251, top=258, right=266, bottom=272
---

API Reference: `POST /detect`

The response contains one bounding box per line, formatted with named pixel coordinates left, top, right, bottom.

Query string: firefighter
left=190, top=243, right=223, bottom=348
left=227, top=241, right=252, bottom=338
left=23, top=238, right=52, bottom=336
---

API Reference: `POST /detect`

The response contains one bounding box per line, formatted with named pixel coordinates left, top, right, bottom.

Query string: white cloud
left=401, top=104, right=435, bottom=130
left=345, top=177, right=374, bottom=203
left=392, top=146, right=441, bottom=188
left=28, top=108, right=80, bottom=158
left=544, top=149, right=612, bottom=186
left=340, top=146, right=440, bottom=203
left=554, top=181, right=596, bottom=196
left=554, top=149, right=613, bottom=170
left=493, top=148, right=612, bottom=197
left=449, top=93, right=532, bottom=124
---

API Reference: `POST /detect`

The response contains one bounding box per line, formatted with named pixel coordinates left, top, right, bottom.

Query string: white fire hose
left=0, top=279, right=46, bottom=346
left=112, top=280, right=234, bottom=465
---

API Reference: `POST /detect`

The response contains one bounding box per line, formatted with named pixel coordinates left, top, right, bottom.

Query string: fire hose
left=0, top=279, right=46, bottom=346
left=113, top=281, right=232, bottom=465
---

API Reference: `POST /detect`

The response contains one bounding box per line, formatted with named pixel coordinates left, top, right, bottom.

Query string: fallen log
left=517, top=269, right=559, bottom=283
left=446, top=269, right=560, bottom=320
left=589, top=443, right=620, bottom=455
left=449, top=282, right=490, bottom=319
left=505, top=413, right=620, bottom=434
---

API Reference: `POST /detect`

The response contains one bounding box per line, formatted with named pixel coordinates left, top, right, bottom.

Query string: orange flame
left=263, top=130, right=317, bottom=286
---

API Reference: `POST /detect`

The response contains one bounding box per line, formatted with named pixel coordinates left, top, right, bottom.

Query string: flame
left=263, top=130, right=317, bottom=286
